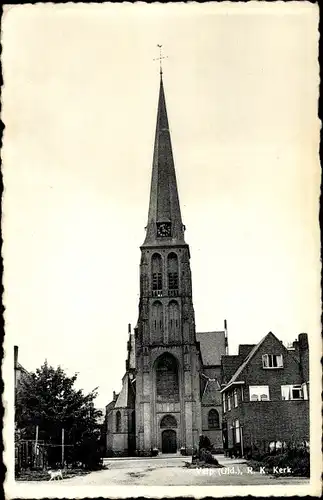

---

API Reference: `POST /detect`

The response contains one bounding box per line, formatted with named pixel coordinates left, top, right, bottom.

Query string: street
left=13, top=454, right=309, bottom=487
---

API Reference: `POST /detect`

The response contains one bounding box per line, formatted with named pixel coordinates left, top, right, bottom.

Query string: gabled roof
left=221, top=332, right=284, bottom=391
left=196, top=331, right=226, bottom=366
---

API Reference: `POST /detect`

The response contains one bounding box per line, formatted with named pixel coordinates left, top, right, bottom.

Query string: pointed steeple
left=143, top=74, right=186, bottom=247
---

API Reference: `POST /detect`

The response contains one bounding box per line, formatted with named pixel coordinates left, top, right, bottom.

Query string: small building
left=220, top=332, right=309, bottom=457
left=197, top=331, right=227, bottom=452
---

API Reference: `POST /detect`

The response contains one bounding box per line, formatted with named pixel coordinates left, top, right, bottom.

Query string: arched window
left=167, top=253, right=178, bottom=291
left=156, top=353, right=179, bottom=402
left=168, top=300, right=180, bottom=341
left=152, top=253, right=162, bottom=294
left=208, top=409, right=220, bottom=429
left=151, top=301, right=163, bottom=343
left=160, top=414, right=177, bottom=428
left=116, top=411, right=121, bottom=432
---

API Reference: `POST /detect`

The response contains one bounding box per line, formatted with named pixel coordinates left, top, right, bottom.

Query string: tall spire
left=143, top=72, right=186, bottom=247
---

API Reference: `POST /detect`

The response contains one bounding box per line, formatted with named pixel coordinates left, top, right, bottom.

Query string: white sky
left=2, top=2, right=320, bottom=409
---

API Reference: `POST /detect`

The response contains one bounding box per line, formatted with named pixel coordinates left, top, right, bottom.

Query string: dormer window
left=262, top=354, right=283, bottom=369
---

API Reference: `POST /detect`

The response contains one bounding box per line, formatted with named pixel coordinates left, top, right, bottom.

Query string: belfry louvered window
left=167, top=253, right=178, bottom=290
left=152, top=253, right=162, bottom=294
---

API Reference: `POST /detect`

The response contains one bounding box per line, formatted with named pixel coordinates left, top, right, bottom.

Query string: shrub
left=249, top=448, right=310, bottom=478
left=199, top=435, right=211, bottom=451
left=199, top=448, right=219, bottom=465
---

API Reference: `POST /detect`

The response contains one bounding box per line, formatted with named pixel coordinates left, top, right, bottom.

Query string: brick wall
left=222, top=333, right=309, bottom=453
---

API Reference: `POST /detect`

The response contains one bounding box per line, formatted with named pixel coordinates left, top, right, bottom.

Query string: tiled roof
left=238, top=344, right=256, bottom=359
left=221, top=355, right=244, bottom=384
left=223, top=332, right=277, bottom=390
left=196, top=331, right=226, bottom=366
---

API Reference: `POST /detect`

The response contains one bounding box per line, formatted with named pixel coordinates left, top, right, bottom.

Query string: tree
left=15, top=361, right=103, bottom=469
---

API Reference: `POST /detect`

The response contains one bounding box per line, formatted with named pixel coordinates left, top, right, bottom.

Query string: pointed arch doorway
left=160, top=414, right=178, bottom=454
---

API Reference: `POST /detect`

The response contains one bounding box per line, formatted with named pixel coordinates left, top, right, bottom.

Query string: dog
left=48, top=469, right=63, bottom=481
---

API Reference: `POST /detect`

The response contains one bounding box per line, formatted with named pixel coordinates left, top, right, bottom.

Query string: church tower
left=134, top=71, right=202, bottom=455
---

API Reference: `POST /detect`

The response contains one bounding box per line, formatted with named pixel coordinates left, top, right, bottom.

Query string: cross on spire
left=153, top=44, right=168, bottom=75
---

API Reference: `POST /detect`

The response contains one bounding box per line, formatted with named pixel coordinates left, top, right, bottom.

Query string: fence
left=15, top=440, right=47, bottom=471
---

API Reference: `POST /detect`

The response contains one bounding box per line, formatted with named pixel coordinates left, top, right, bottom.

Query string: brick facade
left=221, top=332, right=309, bottom=456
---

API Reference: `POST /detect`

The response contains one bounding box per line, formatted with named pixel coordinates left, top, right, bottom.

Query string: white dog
left=48, top=469, right=63, bottom=481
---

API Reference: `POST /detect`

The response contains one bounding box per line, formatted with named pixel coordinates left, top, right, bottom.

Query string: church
left=105, top=69, right=227, bottom=457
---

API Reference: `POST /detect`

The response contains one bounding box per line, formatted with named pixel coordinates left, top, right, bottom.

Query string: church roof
left=142, top=74, right=186, bottom=247
left=196, top=331, right=227, bottom=366
left=114, top=373, right=129, bottom=408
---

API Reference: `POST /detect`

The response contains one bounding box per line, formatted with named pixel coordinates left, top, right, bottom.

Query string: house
left=14, top=345, right=29, bottom=394
left=220, top=332, right=309, bottom=457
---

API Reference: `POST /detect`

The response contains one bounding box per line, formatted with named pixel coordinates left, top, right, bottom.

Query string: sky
left=2, top=2, right=320, bottom=409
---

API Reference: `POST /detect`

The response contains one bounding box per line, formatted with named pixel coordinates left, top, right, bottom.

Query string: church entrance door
left=162, top=429, right=177, bottom=454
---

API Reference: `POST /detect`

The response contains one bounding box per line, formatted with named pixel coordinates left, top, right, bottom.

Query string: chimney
left=298, top=333, right=309, bottom=382
left=224, top=319, right=228, bottom=355
left=113, top=391, right=117, bottom=402
left=128, top=323, right=131, bottom=334
left=298, top=333, right=309, bottom=350
left=14, top=345, right=18, bottom=369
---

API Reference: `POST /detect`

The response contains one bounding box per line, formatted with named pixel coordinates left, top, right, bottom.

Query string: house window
left=262, top=354, right=283, bottom=369
left=227, top=394, right=231, bottom=411
left=116, top=411, right=121, bottom=432
left=302, top=383, right=309, bottom=400
left=222, top=394, right=226, bottom=413
left=249, top=385, right=270, bottom=401
left=208, top=409, right=220, bottom=429
left=234, top=389, right=238, bottom=407
left=281, top=385, right=304, bottom=400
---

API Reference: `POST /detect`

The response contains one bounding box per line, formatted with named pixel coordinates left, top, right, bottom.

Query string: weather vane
left=153, top=44, right=168, bottom=75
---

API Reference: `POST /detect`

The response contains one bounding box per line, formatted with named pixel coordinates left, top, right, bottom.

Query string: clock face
left=157, top=222, right=172, bottom=237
